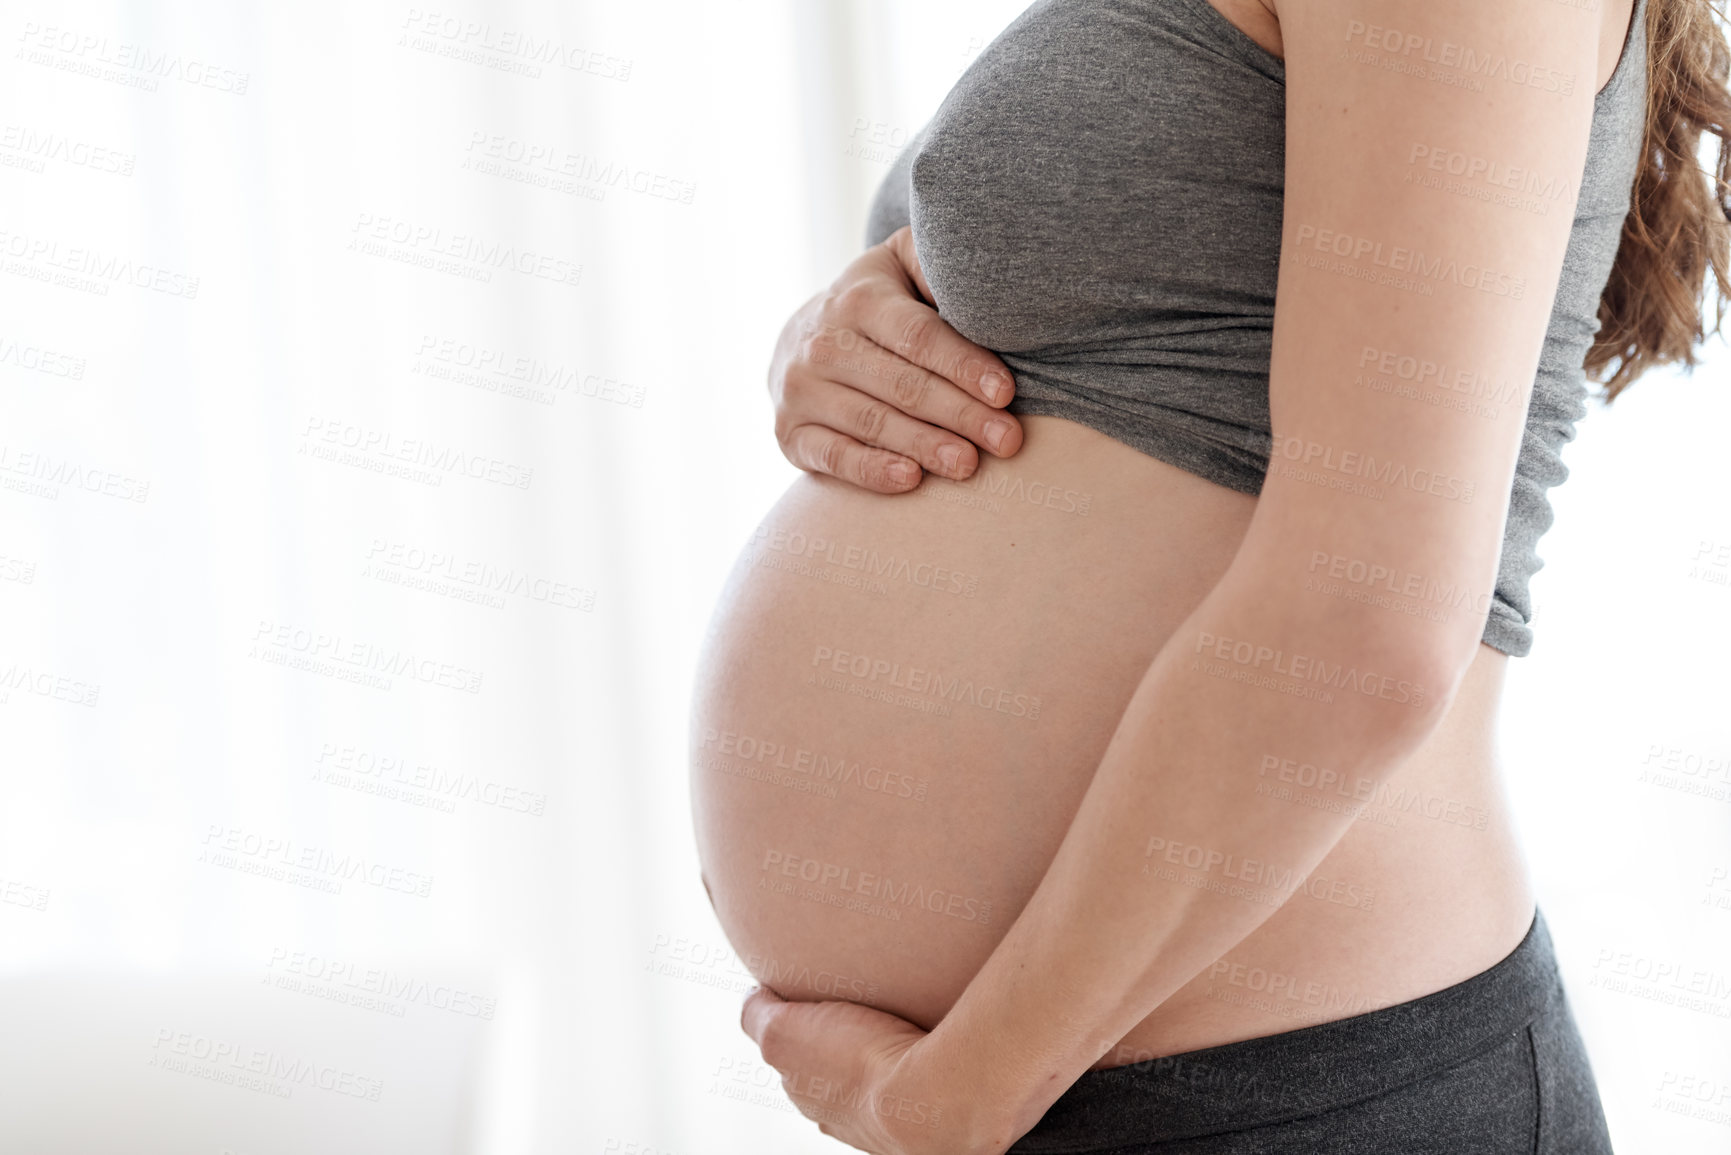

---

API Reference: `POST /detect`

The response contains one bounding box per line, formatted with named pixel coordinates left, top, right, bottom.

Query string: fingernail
left=982, top=372, right=1011, bottom=404
left=888, top=461, right=919, bottom=486
left=939, top=444, right=962, bottom=474
left=986, top=418, right=1015, bottom=453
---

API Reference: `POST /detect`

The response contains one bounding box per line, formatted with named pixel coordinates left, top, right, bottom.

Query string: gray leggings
left=1007, top=910, right=1612, bottom=1154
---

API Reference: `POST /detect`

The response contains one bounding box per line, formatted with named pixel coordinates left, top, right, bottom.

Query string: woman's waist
left=1100, top=757, right=1533, bottom=1067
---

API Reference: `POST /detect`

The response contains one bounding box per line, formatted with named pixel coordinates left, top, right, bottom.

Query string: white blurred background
left=0, top=1, right=1725, bottom=1152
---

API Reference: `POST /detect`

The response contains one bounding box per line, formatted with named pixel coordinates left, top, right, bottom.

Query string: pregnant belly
left=690, top=415, right=1533, bottom=1065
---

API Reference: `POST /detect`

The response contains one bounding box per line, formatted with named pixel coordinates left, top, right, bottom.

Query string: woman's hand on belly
left=769, top=226, right=1023, bottom=491
left=741, top=984, right=1012, bottom=1155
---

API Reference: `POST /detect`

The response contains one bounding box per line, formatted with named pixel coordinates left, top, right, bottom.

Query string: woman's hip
left=1008, top=908, right=1612, bottom=1155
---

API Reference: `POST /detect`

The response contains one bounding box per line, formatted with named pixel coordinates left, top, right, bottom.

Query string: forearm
left=918, top=552, right=1471, bottom=1143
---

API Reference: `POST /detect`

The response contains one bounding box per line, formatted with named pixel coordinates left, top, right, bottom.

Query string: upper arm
left=1231, top=0, right=1605, bottom=679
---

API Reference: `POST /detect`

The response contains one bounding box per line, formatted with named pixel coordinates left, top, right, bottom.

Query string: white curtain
left=0, top=1, right=1725, bottom=1152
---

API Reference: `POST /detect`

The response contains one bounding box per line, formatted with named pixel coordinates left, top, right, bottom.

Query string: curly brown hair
left=1590, top=0, right=1731, bottom=399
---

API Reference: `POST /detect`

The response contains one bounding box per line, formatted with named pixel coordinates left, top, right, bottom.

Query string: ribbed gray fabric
left=866, top=0, right=1650, bottom=657
left=1002, top=909, right=1613, bottom=1154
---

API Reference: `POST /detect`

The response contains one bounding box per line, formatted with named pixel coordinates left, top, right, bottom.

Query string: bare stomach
left=690, top=415, right=1536, bottom=1068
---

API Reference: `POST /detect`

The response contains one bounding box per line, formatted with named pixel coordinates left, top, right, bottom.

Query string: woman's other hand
left=769, top=226, right=1024, bottom=493
left=741, top=985, right=1015, bottom=1155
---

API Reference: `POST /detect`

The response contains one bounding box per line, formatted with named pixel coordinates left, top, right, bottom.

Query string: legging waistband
left=1009, top=908, right=1560, bottom=1152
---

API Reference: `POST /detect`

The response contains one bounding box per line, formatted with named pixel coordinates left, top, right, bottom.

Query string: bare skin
left=693, top=414, right=1532, bottom=1068
left=699, top=0, right=1636, bottom=1079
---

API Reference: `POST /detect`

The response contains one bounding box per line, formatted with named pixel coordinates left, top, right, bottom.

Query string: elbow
left=1203, top=563, right=1493, bottom=750
left=1408, top=640, right=1479, bottom=729
left=1353, top=624, right=1483, bottom=748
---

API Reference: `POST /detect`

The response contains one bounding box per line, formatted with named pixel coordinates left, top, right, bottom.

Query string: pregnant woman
left=691, top=0, right=1730, bottom=1150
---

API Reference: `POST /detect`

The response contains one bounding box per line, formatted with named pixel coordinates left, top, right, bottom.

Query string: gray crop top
left=866, top=0, right=1650, bottom=657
